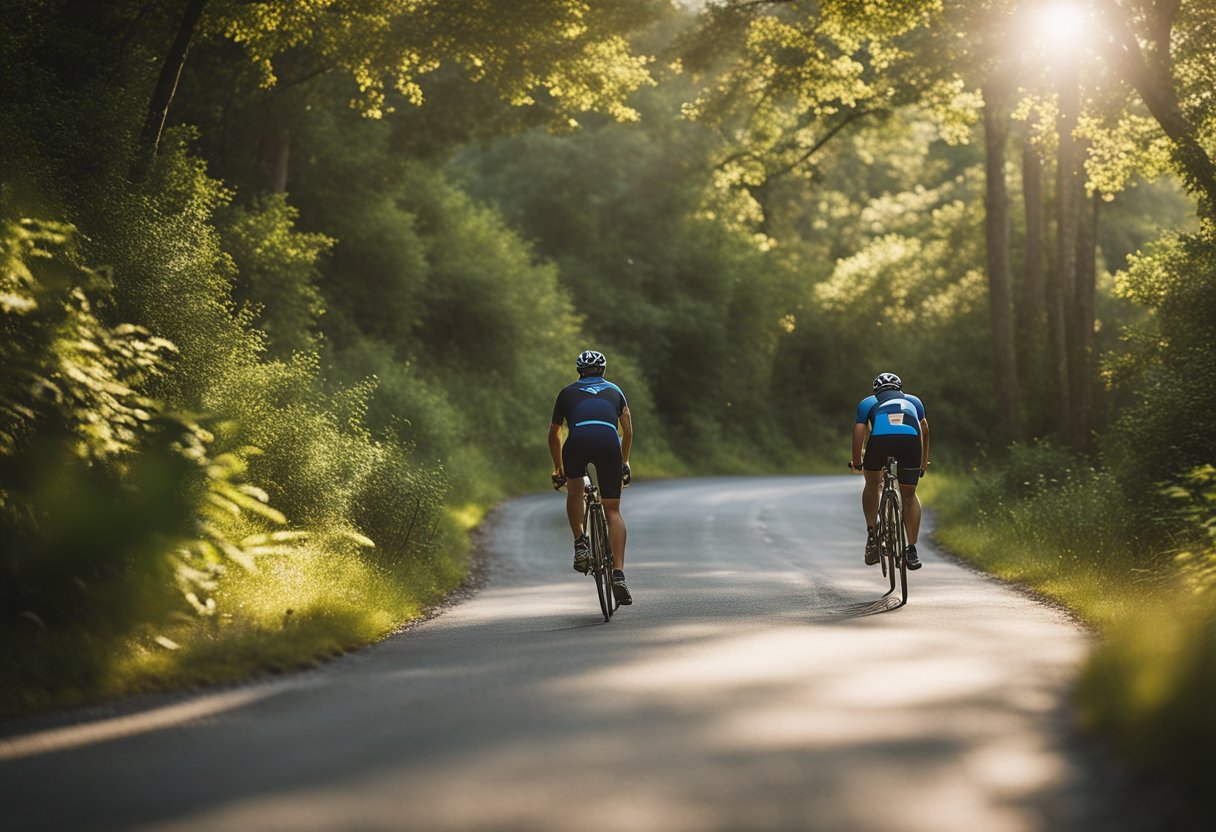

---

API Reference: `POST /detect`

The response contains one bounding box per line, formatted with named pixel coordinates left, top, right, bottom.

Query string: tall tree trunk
left=1018, top=119, right=1047, bottom=339
left=1070, top=191, right=1100, bottom=450
left=272, top=127, right=291, bottom=193
left=1052, top=51, right=1081, bottom=435
left=140, top=0, right=208, bottom=158
left=1018, top=118, right=1049, bottom=430
left=983, top=82, right=1021, bottom=446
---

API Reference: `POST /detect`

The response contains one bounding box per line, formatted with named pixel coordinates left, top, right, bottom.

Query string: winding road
left=0, top=476, right=1186, bottom=830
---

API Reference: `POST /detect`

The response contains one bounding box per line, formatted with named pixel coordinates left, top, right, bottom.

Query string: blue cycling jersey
left=551, top=376, right=628, bottom=434
left=856, top=390, right=925, bottom=437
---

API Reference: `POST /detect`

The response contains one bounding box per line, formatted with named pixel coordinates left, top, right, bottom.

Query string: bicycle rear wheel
left=894, top=495, right=909, bottom=605
left=589, top=504, right=612, bottom=622
left=880, top=486, right=909, bottom=605
left=879, top=490, right=900, bottom=598
left=876, top=492, right=890, bottom=580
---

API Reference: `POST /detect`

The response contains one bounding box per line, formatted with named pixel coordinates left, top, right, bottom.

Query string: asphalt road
left=0, top=476, right=1189, bottom=831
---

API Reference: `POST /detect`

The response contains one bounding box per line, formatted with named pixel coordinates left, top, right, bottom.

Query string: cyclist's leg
left=566, top=477, right=585, bottom=539
left=861, top=470, right=881, bottom=526
left=603, top=498, right=627, bottom=570
left=860, top=435, right=887, bottom=528
left=582, top=428, right=626, bottom=569
left=561, top=440, right=588, bottom=540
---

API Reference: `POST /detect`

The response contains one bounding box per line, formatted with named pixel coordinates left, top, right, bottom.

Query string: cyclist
left=850, top=372, right=930, bottom=570
left=549, top=350, right=634, bottom=606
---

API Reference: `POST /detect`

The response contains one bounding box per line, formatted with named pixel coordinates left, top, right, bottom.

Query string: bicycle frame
left=553, top=465, right=616, bottom=622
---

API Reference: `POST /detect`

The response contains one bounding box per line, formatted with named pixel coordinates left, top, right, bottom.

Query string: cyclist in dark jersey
left=850, top=372, right=931, bottom=570
left=549, top=350, right=634, bottom=605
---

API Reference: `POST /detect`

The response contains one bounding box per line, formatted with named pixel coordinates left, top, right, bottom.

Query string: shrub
left=0, top=218, right=286, bottom=634
left=1108, top=228, right=1216, bottom=513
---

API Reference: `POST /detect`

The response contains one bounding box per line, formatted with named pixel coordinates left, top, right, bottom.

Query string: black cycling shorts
left=562, top=425, right=624, bottom=499
left=863, top=434, right=922, bottom=485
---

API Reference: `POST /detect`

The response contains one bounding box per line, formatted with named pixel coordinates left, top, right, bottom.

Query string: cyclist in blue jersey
left=549, top=350, right=634, bottom=605
left=850, top=372, right=930, bottom=570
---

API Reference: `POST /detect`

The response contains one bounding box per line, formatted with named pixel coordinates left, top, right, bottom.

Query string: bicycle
left=553, top=463, right=616, bottom=622
left=851, top=457, right=909, bottom=606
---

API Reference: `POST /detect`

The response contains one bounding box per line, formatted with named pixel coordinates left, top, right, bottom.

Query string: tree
left=983, top=76, right=1022, bottom=444
left=679, top=0, right=958, bottom=226
left=141, top=0, right=208, bottom=157
left=1096, top=0, right=1216, bottom=213
left=141, top=0, right=659, bottom=165
left=1017, top=114, right=1050, bottom=426
left=1053, top=40, right=1083, bottom=435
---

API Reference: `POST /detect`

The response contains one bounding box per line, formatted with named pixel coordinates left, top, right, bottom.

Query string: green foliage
left=1166, top=465, right=1216, bottom=595
left=0, top=218, right=174, bottom=459
left=455, top=80, right=805, bottom=462
left=1, top=219, right=179, bottom=632
left=961, top=440, right=1144, bottom=560
left=679, top=0, right=964, bottom=188
left=1107, top=228, right=1216, bottom=503
left=219, top=194, right=333, bottom=357
left=1077, top=591, right=1216, bottom=812
left=0, top=218, right=288, bottom=644
left=202, top=0, right=657, bottom=123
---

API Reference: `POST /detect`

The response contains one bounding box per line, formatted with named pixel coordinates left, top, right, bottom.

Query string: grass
left=922, top=472, right=1167, bottom=629
left=0, top=508, right=475, bottom=717
left=924, top=468, right=1216, bottom=812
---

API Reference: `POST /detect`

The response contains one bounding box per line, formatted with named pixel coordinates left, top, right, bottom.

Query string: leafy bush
left=1108, top=228, right=1216, bottom=511
left=0, top=218, right=286, bottom=635
left=1167, top=464, right=1216, bottom=596
left=218, top=194, right=333, bottom=357
left=1078, top=597, right=1216, bottom=809
left=956, top=440, right=1141, bottom=562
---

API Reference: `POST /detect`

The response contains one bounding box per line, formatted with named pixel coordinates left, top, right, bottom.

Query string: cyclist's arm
left=851, top=422, right=867, bottom=469
left=619, top=406, right=633, bottom=465
left=920, top=419, right=930, bottom=470
left=548, top=422, right=564, bottom=477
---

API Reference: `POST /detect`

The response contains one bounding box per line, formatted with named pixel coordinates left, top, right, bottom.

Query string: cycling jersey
left=857, top=390, right=925, bottom=485
left=855, top=390, right=925, bottom=437
left=551, top=376, right=628, bottom=432
left=552, top=376, right=628, bottom=498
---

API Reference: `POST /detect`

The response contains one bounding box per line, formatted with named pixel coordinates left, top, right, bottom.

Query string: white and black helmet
left=576, top=350, right=607, bottom=373
left=873, top=372, right=902, bottom=392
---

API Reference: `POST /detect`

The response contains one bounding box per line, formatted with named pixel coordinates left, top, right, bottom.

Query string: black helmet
left=576, top=350, right=607, bottom=373
left=873, top=372, right=902, bottom=392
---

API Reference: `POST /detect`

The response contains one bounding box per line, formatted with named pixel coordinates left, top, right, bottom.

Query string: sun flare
left=1039, top=3, right=1086, bottom=48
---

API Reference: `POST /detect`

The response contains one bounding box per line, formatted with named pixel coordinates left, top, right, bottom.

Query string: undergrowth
left=927, top=444, right=1216, bottom=812
left=1, top=509, right=472, bottom=715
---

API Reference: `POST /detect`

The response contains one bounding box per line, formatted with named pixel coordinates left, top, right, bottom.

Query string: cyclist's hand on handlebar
left=551, top=471, right=567, bottom=491
left=848, top=460, right=864, bottom=474
left=622, top=462, right=631, bottom=487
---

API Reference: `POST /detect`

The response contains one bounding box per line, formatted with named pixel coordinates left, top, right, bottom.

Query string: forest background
left=2, top=0, right=1214, bottom=812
